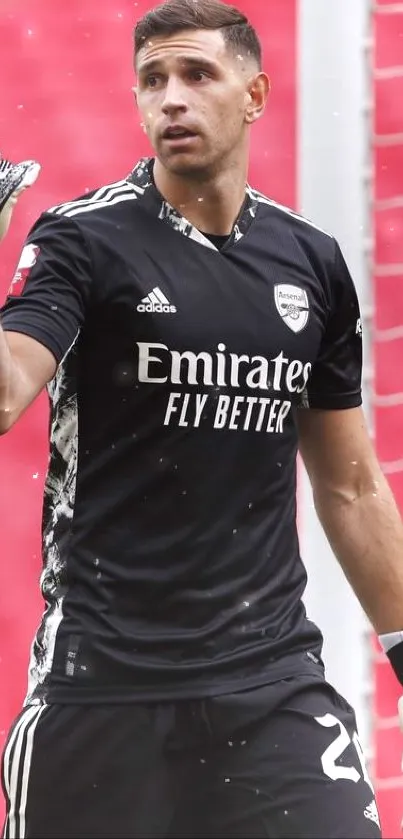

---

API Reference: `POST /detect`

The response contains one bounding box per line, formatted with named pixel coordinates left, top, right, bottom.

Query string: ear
left=245, top=72, right=271, bottom=124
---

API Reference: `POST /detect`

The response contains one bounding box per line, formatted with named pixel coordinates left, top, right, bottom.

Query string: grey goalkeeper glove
left=0, top=156, right=41, bottom=240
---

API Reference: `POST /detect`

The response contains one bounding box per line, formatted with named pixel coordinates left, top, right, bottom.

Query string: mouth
left=162, top=126, right=198, bottom=144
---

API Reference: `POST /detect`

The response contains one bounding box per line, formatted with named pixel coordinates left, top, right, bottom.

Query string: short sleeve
left=0, top=212, right=93, bottom=364
left=304, top=240, right=363, bottom=410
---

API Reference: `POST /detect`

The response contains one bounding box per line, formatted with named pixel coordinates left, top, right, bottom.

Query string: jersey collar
left=126, top=157, right=258, bottom=252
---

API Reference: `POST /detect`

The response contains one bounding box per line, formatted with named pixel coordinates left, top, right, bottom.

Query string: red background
left=0, top=0, right=296, bottom=825
left=372, top=3, right=403, bottom=835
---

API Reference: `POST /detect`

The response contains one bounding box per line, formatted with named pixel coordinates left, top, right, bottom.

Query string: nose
left=161, top=76, right=188, bottom=116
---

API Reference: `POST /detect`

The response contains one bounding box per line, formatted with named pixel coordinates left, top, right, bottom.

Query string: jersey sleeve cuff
left=0, top=320, right=65, bottom=365
left=302, top=392, right=362, bottom=410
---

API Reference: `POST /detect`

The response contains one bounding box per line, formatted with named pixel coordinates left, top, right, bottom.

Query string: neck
left=152, top=155, right=249, bottom=236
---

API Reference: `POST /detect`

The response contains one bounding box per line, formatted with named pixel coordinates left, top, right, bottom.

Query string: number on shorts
left=315, top=713, right=374, bottom=793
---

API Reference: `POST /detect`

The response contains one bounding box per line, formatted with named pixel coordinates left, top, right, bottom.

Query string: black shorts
left=2, top=676, right=382, bottom=838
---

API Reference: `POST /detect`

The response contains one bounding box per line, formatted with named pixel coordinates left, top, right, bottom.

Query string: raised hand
left=0, top=157, right=41, bottom=241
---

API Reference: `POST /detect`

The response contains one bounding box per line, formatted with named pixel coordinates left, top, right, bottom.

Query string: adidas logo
left=137, top=286, right=177, bottom=314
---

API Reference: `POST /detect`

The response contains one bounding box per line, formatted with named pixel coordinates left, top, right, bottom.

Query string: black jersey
left=1, top=158, right=362, bottom=704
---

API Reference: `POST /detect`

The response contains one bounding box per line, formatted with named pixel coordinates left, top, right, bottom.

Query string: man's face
left=135, top=29, right=262, bottom=177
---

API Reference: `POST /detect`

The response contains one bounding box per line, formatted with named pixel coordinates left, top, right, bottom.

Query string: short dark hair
left=134, top=0, right=262, bottom=69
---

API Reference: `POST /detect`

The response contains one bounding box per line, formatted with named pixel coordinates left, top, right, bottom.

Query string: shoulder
left=249, top=185, right=335, bottom=251
left=22, top=170, right=151, bottom=263
left=46, top=176, right=145, bottom=222
left=249, top=187, right=355, bottom=299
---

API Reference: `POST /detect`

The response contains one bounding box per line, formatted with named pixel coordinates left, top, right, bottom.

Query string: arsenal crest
left=274, top=284, right=309, bottom=333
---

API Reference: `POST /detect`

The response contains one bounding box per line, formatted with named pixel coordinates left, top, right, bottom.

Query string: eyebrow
left=137, top=55, right=219, bottom=76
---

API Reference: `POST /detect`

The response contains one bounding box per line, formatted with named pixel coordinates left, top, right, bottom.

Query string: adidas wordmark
left=137, top=287, right=177, bottom=314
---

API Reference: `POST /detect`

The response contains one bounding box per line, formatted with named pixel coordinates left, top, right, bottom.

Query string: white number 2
left=315, top=713, right=374, bottom=793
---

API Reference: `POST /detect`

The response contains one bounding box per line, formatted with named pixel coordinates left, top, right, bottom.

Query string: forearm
left=314, top=470, right=403, bottom=634
left=0, top=321, right=16, bottom=431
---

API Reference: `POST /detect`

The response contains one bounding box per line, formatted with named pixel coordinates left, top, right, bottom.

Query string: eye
left=189, top=69, right=209, bottom=82
left=146, top=74, right=161, bottom=88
